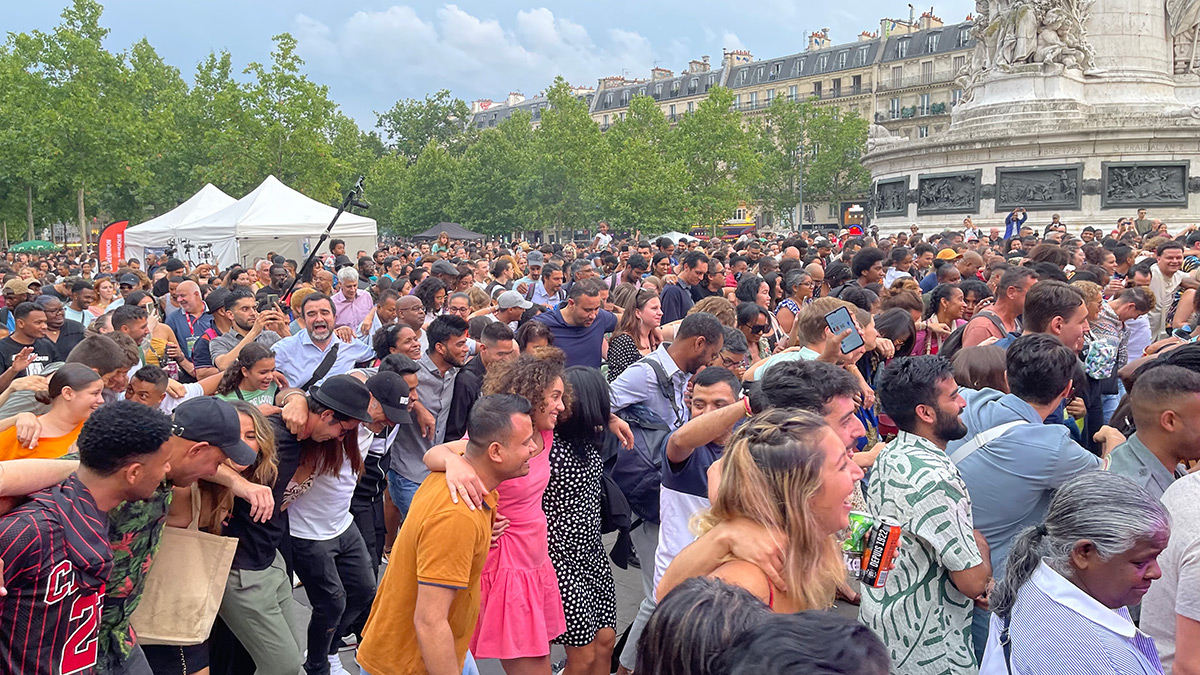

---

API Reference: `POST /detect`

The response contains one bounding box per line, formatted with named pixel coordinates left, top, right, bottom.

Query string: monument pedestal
left=865, top=0, right=1200, bottom=232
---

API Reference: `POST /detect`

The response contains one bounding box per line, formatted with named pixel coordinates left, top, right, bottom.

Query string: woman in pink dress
left=426, top=348, right=569, bottom=674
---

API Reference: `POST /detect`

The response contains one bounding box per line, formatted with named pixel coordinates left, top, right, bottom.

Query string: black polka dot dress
left=543, top=433, right=618, bottom=647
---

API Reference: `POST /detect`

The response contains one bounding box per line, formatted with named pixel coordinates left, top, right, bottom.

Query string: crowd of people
left=0, top=210, right=1197, bottom=675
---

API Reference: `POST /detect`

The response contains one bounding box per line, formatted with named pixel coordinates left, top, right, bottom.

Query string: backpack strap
left=637, top=356, right=682, bottom=427
left=1000, top=614, right=1014, bottom=674
left=300, top=342, right=340, bottom=391
left=949, top=419, right=1025, bottom=464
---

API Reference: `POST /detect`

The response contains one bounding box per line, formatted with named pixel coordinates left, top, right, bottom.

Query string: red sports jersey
left=0, top=474, right=111, bottom=675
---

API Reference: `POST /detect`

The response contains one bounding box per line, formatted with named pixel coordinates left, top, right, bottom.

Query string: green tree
left=595, top=95, right=689, bottom=237
left=365, top=151, right=409, bottom=233
left=525, top=77, right=605, bottom=238
left=242, top=33, right=343, bottom=203
left=453, top=111, right=534, bottom=238
left=0, top=36, right=59, bottom=240
left=396, top=140, right=460, bottom=236
left=804, top=108, right=870, bottom=221
left=376, top=89, right=473, bottom=164
left=671, top=86, right=759, bottom=236
left=752, top=96, right=820, bottom=230
left=30, top=0, right=152, bottom=244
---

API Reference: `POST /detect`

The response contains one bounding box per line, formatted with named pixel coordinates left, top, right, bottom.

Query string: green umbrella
left=9, top=240, right=59, bottom=253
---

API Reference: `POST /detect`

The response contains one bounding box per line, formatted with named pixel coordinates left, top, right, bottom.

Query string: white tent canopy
left=123, top=184, right=237, bottom=265
left=166, top=176, right=378, bottom=270
left=659, top=231, right=695, bottom=244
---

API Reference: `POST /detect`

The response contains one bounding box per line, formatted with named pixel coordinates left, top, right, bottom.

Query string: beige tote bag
left=130, top=485, right=238, bottom=646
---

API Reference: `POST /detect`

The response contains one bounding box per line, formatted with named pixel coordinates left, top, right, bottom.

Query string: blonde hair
left=467, top=286, right=491, bottom=311
left=694, top=409, right=844, bottom=610
left=1071, top=279, right=1102, bottom=308
left=688, top=296, right=736, bottom=327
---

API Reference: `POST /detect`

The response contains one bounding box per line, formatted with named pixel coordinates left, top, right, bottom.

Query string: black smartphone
left=824, top=306, right=865, bottom=354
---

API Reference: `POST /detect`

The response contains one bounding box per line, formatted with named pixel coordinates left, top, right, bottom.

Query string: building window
left=891, top=66, right=903, bottom=87
left=890, top=97, right=901, bottom=119
left=817, top=54, right=829, bottom=72
left=687, top=101, right=695, bottom=112
left=603, top=114, right=609, bottom=126
left=733, top=93, right=741, bottom=107
left=952, top=88, right=964, bottom=105
left=852, top=74, right=862, bottom=94
left=619, top=111, right=626, bottom=120
left=958, top=30, right=970, bottom=48
left=788, top=84, right=798, bottom=99
left=707, top=75, right=716, bottom=89
left=604, top=93, right=612, bottom=105
left=926, top=33, right=941, bottom=53
left=897, top=39, right=910, bottom=58
left=918, top=125, right=930, bottom=138
left=689, top=77, right=699, bottom=93
left=639, top=87, right=646, bottom=96
left=813, top=81, right=823, bottom=98
left=797, top=57, right=806, bottom=73
left=921, top=61, right=934, bottom=83
left=737, top=70, right=747, bottom=84
left=920, top=93, right=931, bottom=114
left=856, top=46, right=869, bottom=65
left=669, top=104, right=676, bottom=117
left=770, top=62, right=782, bottom=79
left=766, top=88, right=775, bottom=103
left=832, top=79, right=841, bottom=97
left=748, top=91, right=758, bottom=107
left=836, top=51, right=847, bottom=69
left=757, top=65, right=765, bottom=81
left=621, top=91, right=629, bottom=105
left=655, top=83, right=662, bottom=96
left=953, top=55, right=966, bottom=73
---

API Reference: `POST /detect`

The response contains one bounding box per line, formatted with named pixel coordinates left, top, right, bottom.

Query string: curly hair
left=482, top=347, right=573, bottom=429
left=412, top=277, right=447, bottom=315
left=77, top=400, right=173, bottom=476
left=215, top=343, right=275, bottom=396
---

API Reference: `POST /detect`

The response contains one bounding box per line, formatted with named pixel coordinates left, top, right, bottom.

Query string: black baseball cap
left=311, top=375, right=373, bottom=423
left=365, top=371, right=412, bottom=426
left=118, top=273, right=140, bottom=287
left=165, top=258, right=186, bottom=272
left=171, top=397, right=257, bottom=466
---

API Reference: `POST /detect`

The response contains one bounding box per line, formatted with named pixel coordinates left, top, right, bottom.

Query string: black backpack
left=939, top=311, right=1012, bottom=359
left=607, top=356, right=681, bottom=526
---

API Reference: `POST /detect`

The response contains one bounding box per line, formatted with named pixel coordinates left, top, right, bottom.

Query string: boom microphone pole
left=282, top=175, right=369, bottom=301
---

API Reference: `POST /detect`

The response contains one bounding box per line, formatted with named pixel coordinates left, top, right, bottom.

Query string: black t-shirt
left=0, top=336, right=59, bottom=377
left=51, top=320, right=86, bottom=359
left=225, top=415, right=302, bottom=571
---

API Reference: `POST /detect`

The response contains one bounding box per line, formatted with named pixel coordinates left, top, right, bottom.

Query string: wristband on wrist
left=743, top=397, right=754, bottom=417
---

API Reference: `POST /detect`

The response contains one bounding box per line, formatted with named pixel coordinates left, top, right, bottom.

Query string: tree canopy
left=0, top=0, right=871, bottom=244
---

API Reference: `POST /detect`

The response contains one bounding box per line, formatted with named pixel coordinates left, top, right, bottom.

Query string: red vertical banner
left=98, top=221, right=127, bottom=272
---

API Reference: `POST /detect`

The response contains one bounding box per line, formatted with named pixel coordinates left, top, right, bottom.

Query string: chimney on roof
left=687, top=57, right=711, bottom=74
left=918, top=11, right=944, bottom=30
left=722, top=48, right=754, bottom=67
left=470, top=99, right=494, bottom=114
left=859, top=31, right=877, bottom=42
left=807, top=28, right=831, bottom=51
left=651, top=67, right=674, bottom=81
left=505, top=92, right=525, bottom=106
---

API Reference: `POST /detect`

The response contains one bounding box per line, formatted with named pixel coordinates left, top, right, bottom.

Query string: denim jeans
left=386, top=468, right=422, bottom=518
left=292, top=525, right=377, bottom=675
left=618, top=521, right=660, bottom=671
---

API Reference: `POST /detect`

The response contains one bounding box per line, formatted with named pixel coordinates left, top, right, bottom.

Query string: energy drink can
left=862, top=519, right=903, bottom=589
left=842, top=511, right=874, bottom=578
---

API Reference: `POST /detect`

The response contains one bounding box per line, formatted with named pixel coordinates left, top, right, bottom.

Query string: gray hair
left=721, top=325, right=749, bottom=355
left=992, top=471, right=1169, bottom=618
left=337, top=266, right=359, bottom=284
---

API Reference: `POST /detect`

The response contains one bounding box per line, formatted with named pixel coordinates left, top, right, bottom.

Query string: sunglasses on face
left=751, top=324, right=768, bottom=334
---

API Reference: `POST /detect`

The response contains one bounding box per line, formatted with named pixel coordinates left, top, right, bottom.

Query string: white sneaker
left=328, top=653, right=352, bottom=675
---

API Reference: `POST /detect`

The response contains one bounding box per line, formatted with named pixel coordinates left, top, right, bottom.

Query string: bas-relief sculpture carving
left=874, top=180, right=908, bottom=215
left=1103, top=164, right=1188, bottom=207
left=959, top=0, right=1097, bottom=101
left=1169, top=0, right=1200, bottom=74
left=917, top=174, right=980, bottom=213
left=995, top=166, right=1081, bottom=209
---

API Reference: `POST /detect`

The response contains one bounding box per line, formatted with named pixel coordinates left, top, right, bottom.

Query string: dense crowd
left=0, top=210, right=1197, bottom=675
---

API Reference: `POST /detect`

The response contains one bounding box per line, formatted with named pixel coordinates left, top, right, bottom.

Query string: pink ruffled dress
left=470, top=429, right=566, bottom=658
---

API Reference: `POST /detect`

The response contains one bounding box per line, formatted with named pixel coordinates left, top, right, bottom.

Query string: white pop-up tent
left=172, top=175, right=378, bottom=269
left=123, top=184, right=237, bottom=265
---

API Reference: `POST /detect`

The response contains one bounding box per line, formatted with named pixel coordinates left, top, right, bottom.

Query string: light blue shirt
left=271, top=328, right=374, bottom=388
left=609, top=343, right=690, bottom=429
left=530, top=281, right=565, bottom=308
left=948, top=388, right=1100, bottom=580
left=980, top=562, right=1163, bottom=674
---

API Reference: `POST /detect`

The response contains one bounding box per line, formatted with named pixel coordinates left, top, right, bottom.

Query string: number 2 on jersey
left=61, top=591, right=101, bottom=675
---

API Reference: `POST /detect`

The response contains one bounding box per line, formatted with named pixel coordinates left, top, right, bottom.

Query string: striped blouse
left=979, top=561, right=1163, bottom=674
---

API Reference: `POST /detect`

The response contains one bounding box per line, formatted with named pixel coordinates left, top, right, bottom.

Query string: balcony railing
left=874, top=102, right=949, bottom=123
left=877, top=70, right=959, bottom=91
left=735, top=87, right=872, bottom=112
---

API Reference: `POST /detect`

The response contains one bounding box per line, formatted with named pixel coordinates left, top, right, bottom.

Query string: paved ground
left=293, top=532, right=861, bottom=674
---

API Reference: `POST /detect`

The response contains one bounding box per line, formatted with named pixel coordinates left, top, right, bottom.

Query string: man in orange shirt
left=357, top=394, right=538, bottom=675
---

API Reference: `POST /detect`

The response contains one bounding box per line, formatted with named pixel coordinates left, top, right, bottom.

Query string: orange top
left=0, top=420, right=84, bottom=461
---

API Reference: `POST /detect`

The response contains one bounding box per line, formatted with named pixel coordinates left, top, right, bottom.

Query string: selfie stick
left=281, top=176, right=369, bottom=301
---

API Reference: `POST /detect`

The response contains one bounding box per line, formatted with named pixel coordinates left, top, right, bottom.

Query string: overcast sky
left=9, top=1, right=973, bottom=126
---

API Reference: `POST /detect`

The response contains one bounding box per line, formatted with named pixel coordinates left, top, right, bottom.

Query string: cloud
left=293, top=4, right=680, bottom=119
left=721, top=31, right=746, bottom=51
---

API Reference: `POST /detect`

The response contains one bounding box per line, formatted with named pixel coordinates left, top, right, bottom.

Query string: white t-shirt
left=1141, top=472, right=1200, bottom=672
left=286, top=456, right=359, bottom=541
left=594, top=232, right=613, bottom=249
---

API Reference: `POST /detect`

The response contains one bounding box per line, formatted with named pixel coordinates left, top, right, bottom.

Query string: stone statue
left=1169, top=0, right=1200, bottom=74
left=867, top=124, right=907, bottom=153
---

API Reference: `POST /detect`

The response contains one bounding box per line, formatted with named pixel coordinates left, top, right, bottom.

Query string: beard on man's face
left=934, top=406, right=968, bottom=444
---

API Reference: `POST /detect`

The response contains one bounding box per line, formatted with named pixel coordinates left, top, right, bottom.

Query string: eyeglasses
left=750, top=324, right=768, bottom=334
left=446, top=306, right=469, bottom=314
left=719, top=355, right=743, bottom=369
